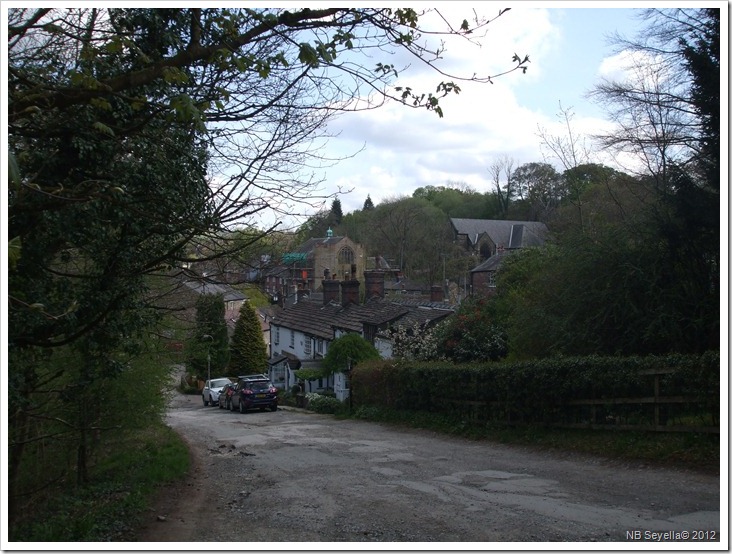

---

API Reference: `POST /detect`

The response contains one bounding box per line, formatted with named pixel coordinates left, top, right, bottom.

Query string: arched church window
left=337, top=246, right=354, bottom=264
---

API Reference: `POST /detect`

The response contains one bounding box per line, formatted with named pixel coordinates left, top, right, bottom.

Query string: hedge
left=350, top=352, right=720, bottom=428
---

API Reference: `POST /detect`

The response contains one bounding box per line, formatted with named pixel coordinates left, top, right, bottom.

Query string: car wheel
left=270, top=405, right=278, bottom=412
left=229, top=400, right=234, bottom=411
left=239, top=402, right=246, bottom=414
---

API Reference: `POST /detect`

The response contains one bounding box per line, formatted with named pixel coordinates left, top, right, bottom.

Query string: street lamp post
left=203, top=334, right=213, bottom=386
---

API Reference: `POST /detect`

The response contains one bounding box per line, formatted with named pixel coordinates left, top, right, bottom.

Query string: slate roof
left=387, top=297, right=455, bottom=311
left=470, top=252, right=509, bottom=273
left=270, top=297, right=453, bottom=339
left=450, top=218, right=548, bottom=248
left=391, top=305, right=454, bottom=329
left=182, top=280, right=247, bottom=302
left=294, top=235, right=347, bottom=254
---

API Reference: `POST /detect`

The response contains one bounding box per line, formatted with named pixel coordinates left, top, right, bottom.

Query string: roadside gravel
left=133, top=388, right=721, bottom=546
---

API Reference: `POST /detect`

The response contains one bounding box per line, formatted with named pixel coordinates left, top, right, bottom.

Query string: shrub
left=353, top=405, right=383, bottom=420
left=305, top=393, right=344, bottom=414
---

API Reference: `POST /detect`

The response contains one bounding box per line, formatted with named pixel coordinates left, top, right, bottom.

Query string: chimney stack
left=430, top=285, right=444, bottom=302
left=364, top=270, right=386, bottom=301
left=340, top=280, right=360, bottom=307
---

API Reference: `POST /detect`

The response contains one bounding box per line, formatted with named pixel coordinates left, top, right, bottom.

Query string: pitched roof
left=294, top=235, right=346, bottom=254
left=450, top=218, right=548, bottom=248
left=470, top=252, right=509, bottom=273
left=270, top=297, right=453, bottom=338
left=182, top=280, right=247, bottom=302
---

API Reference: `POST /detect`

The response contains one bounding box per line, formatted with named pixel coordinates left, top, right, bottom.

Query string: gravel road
left=134, top=388, right=721, bottom=547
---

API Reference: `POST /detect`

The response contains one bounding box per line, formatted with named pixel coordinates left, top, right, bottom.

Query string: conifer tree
left=229, top=302, right=269, bottom=374
left=186, top=294, right=230, bottom=377
left=330, top=197, right=344, bottom=225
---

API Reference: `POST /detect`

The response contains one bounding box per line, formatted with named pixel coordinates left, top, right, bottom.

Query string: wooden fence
left=449, top=368, right=719, bottom=434
left=559, top=368, right=718, bottom=433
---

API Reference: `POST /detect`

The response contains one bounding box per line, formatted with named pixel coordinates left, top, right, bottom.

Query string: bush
left=305, top=393, right=344, bottom=414
left=353, top=405, right=383, bottom=420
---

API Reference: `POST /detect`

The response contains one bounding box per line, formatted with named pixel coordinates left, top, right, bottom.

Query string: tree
left=186, top=294, right=230, bottom=377
left=7, top=6, right=529, bottom=518
left=322, top=334, right=381, bottom=376
left=412, top=183, right=489, bottom=219
left=588, top=7, right=719, bottom=353
left=434, top=296, right=508, bottom=362
left=493, top=165, right=717, bottom=358
left=366, top=196, right=440, bottom=275
left=537, top=104, right=594, bottom=231
left=363, top=195, right=375, bottom=211
left=9, top=7, right=529, bottom=349
left=330, top=197, right=344, bottom=226
left=510, top=162, right=563, bottom=221
left=488, top=155, right=517, bottom=217
left=591, top=9, right=718, bottom=186
left=229, top=302, right=268, bottom=375
left=682, top=8, right=720, bottom=191
left=384, top=322, right=444, bottom=361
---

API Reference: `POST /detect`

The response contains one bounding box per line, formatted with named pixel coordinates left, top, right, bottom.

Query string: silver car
left=202, top=377, right=232, bottom=407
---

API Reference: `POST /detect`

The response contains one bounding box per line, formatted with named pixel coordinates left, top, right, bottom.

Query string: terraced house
left=267, top=270, right=453, bottom=400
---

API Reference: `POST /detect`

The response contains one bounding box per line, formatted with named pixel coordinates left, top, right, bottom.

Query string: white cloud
left=272, top=7, right=647, bottom=220
left=317, top=7, right=578, bottom=214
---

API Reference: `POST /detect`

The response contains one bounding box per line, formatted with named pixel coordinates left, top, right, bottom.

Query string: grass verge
left=347, top=406, right=719, bottom=475
left=9, top=423, right=190, bottom=542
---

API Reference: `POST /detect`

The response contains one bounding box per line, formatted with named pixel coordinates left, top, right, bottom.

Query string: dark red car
left=218, top=382, right=237, bottom=410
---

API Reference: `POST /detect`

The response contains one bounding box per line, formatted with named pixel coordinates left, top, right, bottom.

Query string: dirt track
left=133, top=388, right=721, bottom=546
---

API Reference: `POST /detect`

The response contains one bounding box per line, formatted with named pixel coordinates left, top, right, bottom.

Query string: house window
left=487, top=272, right=497, bottom=288
left=316, top=339, right=323, bottom=354
left=304, top=337, right=312, bottom=357
left=274, top=326, right=280, bottom=345
left=290, top=330, right=295, bottom=348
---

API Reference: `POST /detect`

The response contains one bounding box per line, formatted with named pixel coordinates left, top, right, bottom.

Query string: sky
left=304, top=3, right=665, bottom=218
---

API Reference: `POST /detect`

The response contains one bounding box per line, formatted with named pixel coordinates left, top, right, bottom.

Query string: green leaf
left=8, top=236, right=22, bottom=270
left=162, top=67, right=190, bottom=84
left=298, top=43, right=320, bottom=67
left=9, top=151, right=20, bottom=189
left=92, top=122, right=115, bottom=136
left=90, top=98, right=113, bottom=111
left=130, top=96, right=148, bottom=111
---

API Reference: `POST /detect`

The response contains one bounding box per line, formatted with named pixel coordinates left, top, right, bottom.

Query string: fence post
left=654, top=372, right=660, bottom=428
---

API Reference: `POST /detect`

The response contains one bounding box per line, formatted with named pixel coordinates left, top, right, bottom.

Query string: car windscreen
left=211, top=379, right=231, bottom=388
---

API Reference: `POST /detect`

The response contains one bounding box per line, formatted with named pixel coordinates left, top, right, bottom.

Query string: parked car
left=218, top=382, right=237, bottom=409
left=230, top=376, right=278, bottom=413
left=238, top=373, right=269, bottom=381
left=202, top=377, right=232, bottom=407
